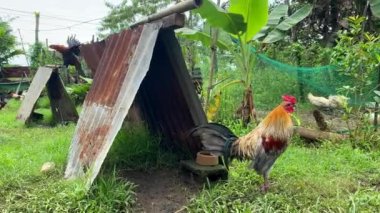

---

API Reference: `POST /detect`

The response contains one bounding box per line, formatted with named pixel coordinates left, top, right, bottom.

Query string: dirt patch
left=121, top=168, right=201, bottom=213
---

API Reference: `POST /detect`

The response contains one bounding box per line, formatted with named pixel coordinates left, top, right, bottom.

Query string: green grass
left=1, top=98, right=380, bottom=212
left=185, top=138, right=380, bottom=212
left=0, top=100, right=137, bottom=212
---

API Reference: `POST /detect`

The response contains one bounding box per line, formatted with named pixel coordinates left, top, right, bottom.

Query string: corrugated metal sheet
left=80, top=41, right=106, bottom=76
left=17, top=67, right=53, bottom=122
left=1, top=66, right=30, bottom=78
left=65, top=23, right=163, bottom=185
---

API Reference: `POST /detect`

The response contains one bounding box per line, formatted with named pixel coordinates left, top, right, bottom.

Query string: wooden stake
left=34, top=12, right=40, bottom=44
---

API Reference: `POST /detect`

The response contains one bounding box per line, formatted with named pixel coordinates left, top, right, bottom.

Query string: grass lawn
left=1, top=99, right=380, bottom=212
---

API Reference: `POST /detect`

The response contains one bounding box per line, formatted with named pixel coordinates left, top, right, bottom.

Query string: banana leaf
left=175, top=28, right=231, bottom=50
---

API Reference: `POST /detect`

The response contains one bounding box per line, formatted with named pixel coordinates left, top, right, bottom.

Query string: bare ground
left=120, top=168, right=202, bottom=213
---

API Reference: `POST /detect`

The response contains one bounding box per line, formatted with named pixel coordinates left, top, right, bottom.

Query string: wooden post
left=34, top=12, right=40, bottom=44
left=17, top=29, right=30, bottom=66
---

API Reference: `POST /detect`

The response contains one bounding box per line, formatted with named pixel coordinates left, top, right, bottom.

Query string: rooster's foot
left=260, top=183, right=270, bottom=192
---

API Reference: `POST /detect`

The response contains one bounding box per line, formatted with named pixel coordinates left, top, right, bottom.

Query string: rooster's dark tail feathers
left=190, top=123, right=238, bottom=159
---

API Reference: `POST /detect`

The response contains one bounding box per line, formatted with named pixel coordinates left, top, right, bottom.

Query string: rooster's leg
left=261, top=172, right=270, bottom=192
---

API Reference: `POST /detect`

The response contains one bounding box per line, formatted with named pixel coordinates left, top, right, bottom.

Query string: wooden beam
left=294, top=126, right=347, bottom=142
left=161, top=13, right=185, bottom=29
left=46, top=70, right=79, bottom=123
left=17, top=67, right=53, bottom=123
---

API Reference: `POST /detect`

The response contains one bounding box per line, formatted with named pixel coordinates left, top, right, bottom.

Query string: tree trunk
left=204, top=0, right=220, bottom=113
left=238, top=85, right=258, bottom=126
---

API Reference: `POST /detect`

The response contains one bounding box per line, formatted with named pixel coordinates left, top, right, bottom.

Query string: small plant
left=66, top=80, right=92, bottom=105
left=330, top=16, right=380, bottom=151
left=331, top=16, right=380, bottom=102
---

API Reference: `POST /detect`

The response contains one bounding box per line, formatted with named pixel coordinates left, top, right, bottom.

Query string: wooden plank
left=159, top=29, right=207, bottom=126
left=16, top=67, right=53, bottom=123
left=46, top=71, right=79, bottom=123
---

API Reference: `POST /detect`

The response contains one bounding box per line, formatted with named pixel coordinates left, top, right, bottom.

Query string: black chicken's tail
left=190, top=123, right=238, bottom=165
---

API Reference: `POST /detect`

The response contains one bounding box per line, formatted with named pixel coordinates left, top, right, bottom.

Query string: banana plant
left=194, top=0, right=268, bottom=42
left=254, top=4, right=313, bottom=43
left=175, top=28, right=231, bottom=50
left=179, top=0, right=268, bottom=124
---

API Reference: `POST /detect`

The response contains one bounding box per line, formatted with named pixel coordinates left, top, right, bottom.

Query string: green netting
left=256, top=53, right=335, bottom=73
left=251, top=49, right=378, bottom=106
left=211, top=44, right=378, bottom=121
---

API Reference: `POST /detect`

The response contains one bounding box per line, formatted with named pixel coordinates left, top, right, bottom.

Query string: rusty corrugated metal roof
left=65, top=23, right=163, bottom=185
left=80, top=41, right=106, bottom=76
left=1, top=66, right=30, bottom=78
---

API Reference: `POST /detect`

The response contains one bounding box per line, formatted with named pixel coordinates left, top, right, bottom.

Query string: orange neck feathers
left=262, top=104, right=292, bottom=129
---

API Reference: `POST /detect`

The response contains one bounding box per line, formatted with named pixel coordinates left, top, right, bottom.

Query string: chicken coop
left=64, top=12, right=207, bottom=185
left=16, top=66, right=79, bottom=124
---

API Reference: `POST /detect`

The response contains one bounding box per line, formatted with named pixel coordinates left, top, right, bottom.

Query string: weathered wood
left=161, top=13, right=185, bottom=29
left=158, top=29, right=207, bottom=153
left=46, top=71, right=78, bottom=123
left=16, top=67, right=53, bottom=123
left=160, top=29, right=207, bottom=126
left=180, top=160, right=228, bottom=182
left=313, top=109, right=329, bottom=131
left=294, top=126, right=347, bottom=142
left=130, top=0, right=202, bottom=28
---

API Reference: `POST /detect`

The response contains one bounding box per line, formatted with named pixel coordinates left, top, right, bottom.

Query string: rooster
left=191, top=95, right=297, bottom=191
left=49, top=35, right=84, bottom=83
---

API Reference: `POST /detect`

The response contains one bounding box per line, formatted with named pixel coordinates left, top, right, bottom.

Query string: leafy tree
left=0, top=19, right=22, bottom=69
left=98, top=0, right=172, bottom=37
left=29, top=42, right=60, bottom=71
left=330, top=16, right=380, bottom=147
left=281, top=0, right=380, bottom=46
left=331, top=16, right=380, bottom=99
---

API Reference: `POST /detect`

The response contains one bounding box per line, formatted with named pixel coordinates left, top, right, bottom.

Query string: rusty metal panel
left=1, top=66, right=30, bottom=78
left=16, top=67, right=53, bottom=123
left=65, top=22, right=162, bottom=185
left=80, top=41, right=106, bottom=76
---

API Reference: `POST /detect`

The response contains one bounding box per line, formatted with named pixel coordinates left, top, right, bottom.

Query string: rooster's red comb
left=282, top=95, right=297, bottom=104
